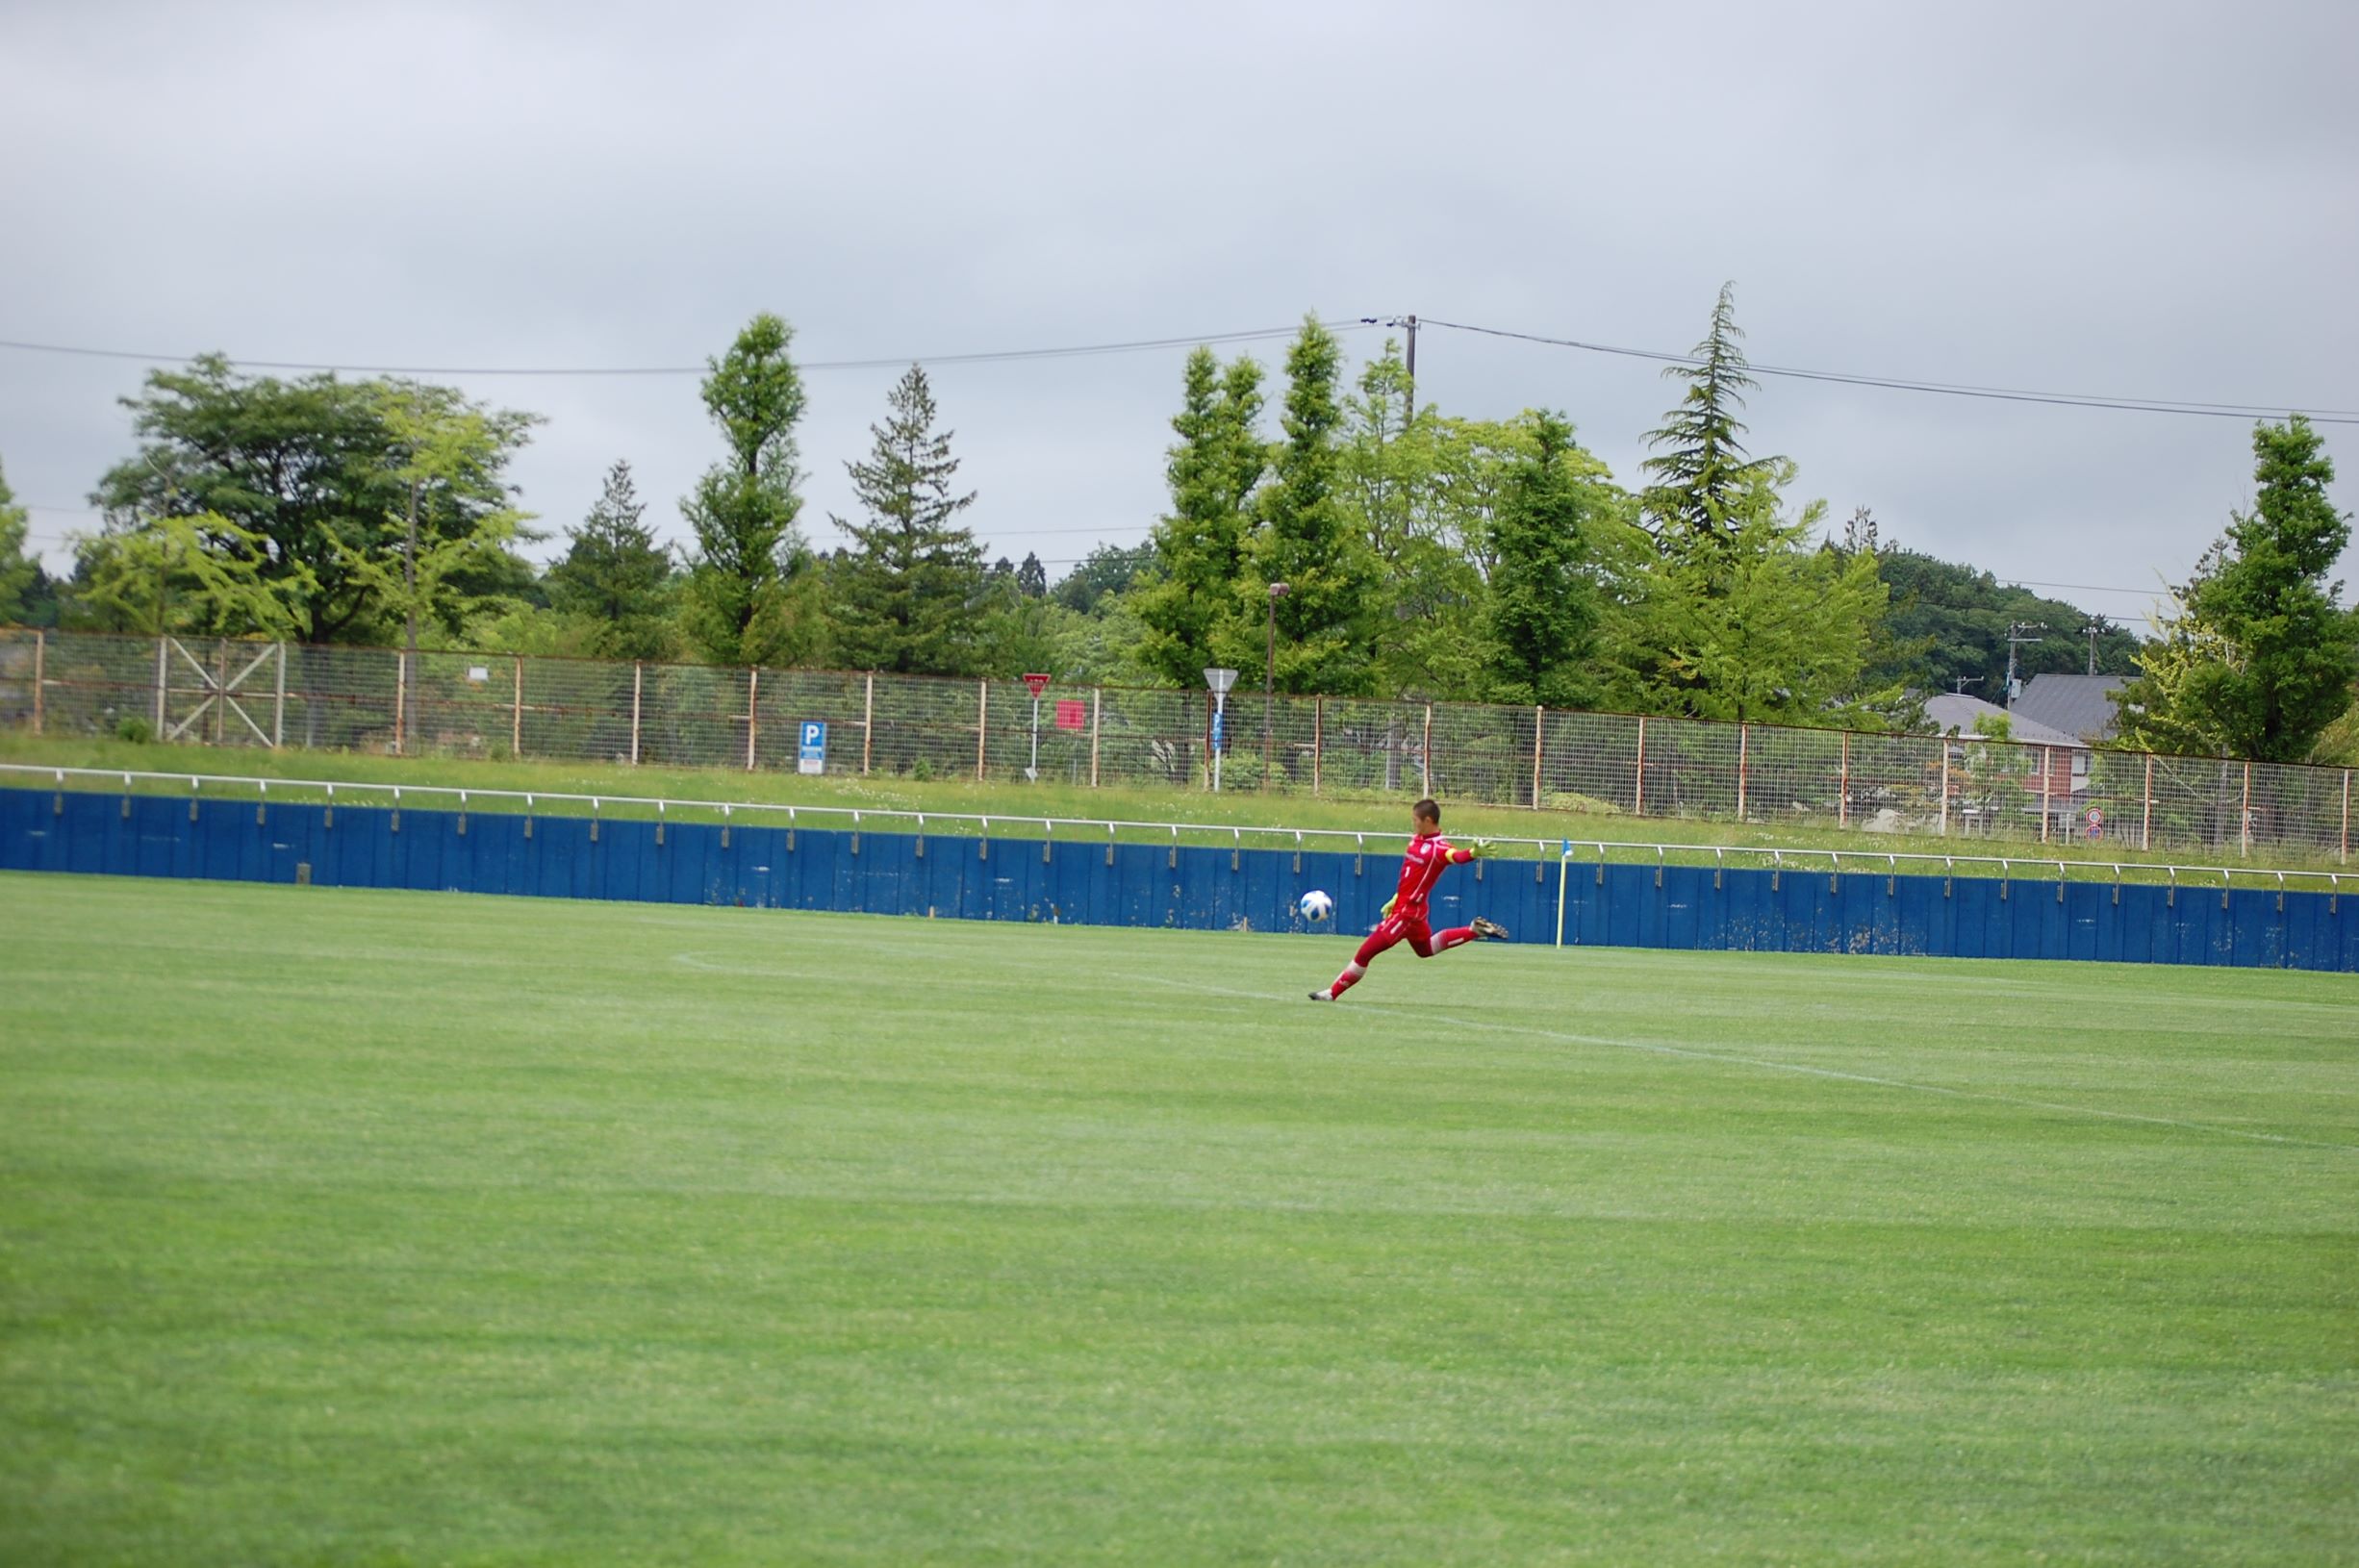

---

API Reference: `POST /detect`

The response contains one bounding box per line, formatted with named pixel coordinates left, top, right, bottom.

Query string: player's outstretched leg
left=1309, top=959, right=1367, bottom=1001
left=1311, top=923, right=1398, bottom=1000
left=1423, top=918, right=1509, bottom=953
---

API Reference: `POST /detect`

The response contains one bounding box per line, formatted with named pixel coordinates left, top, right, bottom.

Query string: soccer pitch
left=2, top=874, right=2354, bottom=1565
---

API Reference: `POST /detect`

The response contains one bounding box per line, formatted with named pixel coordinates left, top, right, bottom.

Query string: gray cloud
left=5, top=0, right=2354, bottom=622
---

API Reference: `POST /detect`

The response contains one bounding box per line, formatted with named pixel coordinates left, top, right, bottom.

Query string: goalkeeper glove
left=1467, top=838, right=1496, bottom=860
left=1380, top=895, right=1397, bottom=919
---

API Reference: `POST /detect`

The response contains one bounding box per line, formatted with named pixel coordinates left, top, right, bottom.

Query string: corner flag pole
left=1555, top=840, right=1570, bottom=948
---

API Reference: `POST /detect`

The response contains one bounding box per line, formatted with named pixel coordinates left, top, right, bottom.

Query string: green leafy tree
left=679, top=314, right=816, bottom=667
left=1869, top=550, right=2143, bottom=697
left=1221, top=316, right=1381, bottom=695
left=1484, top=411, right=1606, bottom=707
left=826, top=365, right=987, bottom=675
left=1639, top=283, right=1776, bottom=557
left=70, top=511, right=317, bottom=638
left=362, top=387, right=540, bottom=650
left=2115, top=417, right=2357, bottom=761
left=1132, top=346, right=1266, bottom=686
left=90, top=357, right=538, bottom=645
left=1611, top=464, right=1895, bottom=724
left=1335, top=344, right=1488, bottom=699
left=0, top=458, right=38, bottom=624
left=1051, top=542, right=1154, bottom=615
left=1015, top=551, right=1048, bottom=598
left=547, top=460, right=675, bottom=660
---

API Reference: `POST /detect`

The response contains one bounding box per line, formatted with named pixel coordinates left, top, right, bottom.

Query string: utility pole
left=1403, top=315, right=1417, bottom=410
left=2079, top=619, right=2105, bottom=676
left=2004, top=621, right=2046, bottom=706
left=1263, top=581, right=1290, bottom=781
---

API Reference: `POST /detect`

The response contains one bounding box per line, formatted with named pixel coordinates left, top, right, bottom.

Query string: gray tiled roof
left=1923, top=693, right=2086, bottom=749
left=2013, top=674, right=2128, bottom=742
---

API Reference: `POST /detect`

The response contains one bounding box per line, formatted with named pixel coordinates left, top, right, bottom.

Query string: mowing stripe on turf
left=1122, top=970, right=2359, bottom=1156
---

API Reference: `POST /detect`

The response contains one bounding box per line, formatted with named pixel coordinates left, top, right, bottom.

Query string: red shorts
left=1356, top=912, right=1436, bottom=963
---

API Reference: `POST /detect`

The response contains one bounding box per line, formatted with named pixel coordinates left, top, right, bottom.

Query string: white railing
left=6, top=763, right=2349, bottom=895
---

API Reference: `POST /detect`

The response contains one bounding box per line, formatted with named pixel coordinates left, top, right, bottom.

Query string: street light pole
left=1264, top=581, right=1289, bottom=784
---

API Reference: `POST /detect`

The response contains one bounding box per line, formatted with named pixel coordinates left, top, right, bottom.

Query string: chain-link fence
left=5, top=627, right=2351, bottom=860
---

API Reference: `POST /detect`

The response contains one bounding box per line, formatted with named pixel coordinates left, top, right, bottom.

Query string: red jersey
left=1391, top=832, right=1472, bottom=919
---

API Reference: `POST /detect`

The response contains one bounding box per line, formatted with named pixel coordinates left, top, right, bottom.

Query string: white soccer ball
left=1298, top=889, right=1334, bottom=923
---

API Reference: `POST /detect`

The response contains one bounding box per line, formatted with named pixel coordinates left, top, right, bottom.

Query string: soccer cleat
left=1308, top=989, right=1333, bottom=1001
left=1471, top=917, right=1510, bottom=940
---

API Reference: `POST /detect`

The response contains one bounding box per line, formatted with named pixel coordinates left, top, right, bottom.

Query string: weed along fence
left=4, top=626, right=2353, bottom=863
left=5, top=774, right=2355, bottom=972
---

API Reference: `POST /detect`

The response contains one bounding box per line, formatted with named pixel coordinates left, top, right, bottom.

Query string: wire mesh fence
left=5, top=626, right=2351, bottom=861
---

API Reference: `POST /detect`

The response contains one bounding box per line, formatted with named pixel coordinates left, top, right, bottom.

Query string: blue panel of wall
left=2, top=788, right=2352, bottom=973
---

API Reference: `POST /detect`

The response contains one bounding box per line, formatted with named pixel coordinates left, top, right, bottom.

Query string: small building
left=2012, top=673, right=2129, bottom=744
left=1923, top=693, right=2090, bottom=836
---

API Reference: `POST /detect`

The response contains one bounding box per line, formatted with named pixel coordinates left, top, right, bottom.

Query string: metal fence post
left=271, top=642, right=286, bottom=748
left=1531, top=705, right=1544, bottom=808
left=1420, top=703, right=1433, bottom=796
left=2142, top=752, right=2154, bottom=851
left=392, top=650, right=406, bottom=754
left=2342, top=769, right=2350, bottom=864
left=2241, top=761, right=2252, bottom=857
left=30, top=629, right=43, bottom=736
left=213, top=638, right=228, bottom=746
left=1737, top=722, right=1749, bottom=822
left=1939, top=743, right=1950, bottom=836
left=2040, top=746, right=2052, bottom=845
left=1311, top=695, right=1323, bottom=796
left=976, top=679, right=988, bottom=782
left=1635, top=716, right=1647, bottom=816
left=630, top=662, right=643, bottom=765
left=1839, top=730, right=1851, bottom=829
left=746, top=668, right=759, bottom=771
left=1089, top=687, right=1102, bottom=788
left=511, top=656, right=523, bottom=758
left=862, top=671, right=875, bottom=775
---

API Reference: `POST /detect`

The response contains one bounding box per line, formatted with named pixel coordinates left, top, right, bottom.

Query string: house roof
left=2013, top=673, right=2128, bottom=743
left=1923, top=692, right=2086, bottom=749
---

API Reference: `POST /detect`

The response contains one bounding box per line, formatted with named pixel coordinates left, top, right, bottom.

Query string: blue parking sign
left=799, top=721, right=826, bottom=775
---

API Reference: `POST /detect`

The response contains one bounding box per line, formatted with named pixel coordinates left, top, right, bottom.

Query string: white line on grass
left=646, top=918, right=2354, bottom=1155
left=1129, top=972, right=2359, bottom=1155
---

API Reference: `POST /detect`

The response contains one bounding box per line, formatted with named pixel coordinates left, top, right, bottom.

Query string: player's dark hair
left=1413, top=797, right=1440, bottom=824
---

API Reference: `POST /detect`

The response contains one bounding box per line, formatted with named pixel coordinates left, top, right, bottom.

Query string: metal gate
left=153, top=638, right=287, bottom=747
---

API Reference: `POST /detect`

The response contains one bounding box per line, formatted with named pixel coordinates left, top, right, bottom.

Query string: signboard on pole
left=799, top=721, right=826, bottom=776
left=1023, top=672, right=1052, bottom=699
left=1054, top=699, right=1086, bottom=732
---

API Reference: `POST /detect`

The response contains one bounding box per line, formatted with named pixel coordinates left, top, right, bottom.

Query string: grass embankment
left=1, top=874, right=2353, bottom=1564
left=0, top=731, right=2342, bottom=883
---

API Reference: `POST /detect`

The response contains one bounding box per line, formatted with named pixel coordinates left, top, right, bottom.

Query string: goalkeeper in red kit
left=1309, top=798, right=1509, bottom=1001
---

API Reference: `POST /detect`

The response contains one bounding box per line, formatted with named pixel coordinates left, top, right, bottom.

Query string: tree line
left=1, top=289, right=2351, bottom=762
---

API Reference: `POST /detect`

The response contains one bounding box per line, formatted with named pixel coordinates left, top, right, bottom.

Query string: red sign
left=1055, top=699, right=1086, bottom=732
left=1022, top=672, right=1052, bottom=698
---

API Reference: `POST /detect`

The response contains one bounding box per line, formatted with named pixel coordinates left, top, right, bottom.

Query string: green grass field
left=2, top=873, right=2354, bottom=1565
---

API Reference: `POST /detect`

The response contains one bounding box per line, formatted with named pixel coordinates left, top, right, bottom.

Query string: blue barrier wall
left=3, top=788, right=2354, bottom=972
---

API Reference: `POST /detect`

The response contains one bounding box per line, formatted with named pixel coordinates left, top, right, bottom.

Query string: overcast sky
left=5, top=0, right=2355, bottom=625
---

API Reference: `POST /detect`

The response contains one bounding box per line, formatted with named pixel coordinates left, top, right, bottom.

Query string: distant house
left=1923, top=693, right=2083, bottom=750
left=1923, top=692, right=2091, bottom=835
left=2013, top=673, right=2128, bottom=744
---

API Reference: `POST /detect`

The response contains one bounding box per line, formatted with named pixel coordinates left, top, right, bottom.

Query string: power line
left=1998, top=577, right=2171, bottom=598
left=1409, top=316, right=2359, bottom=424
left=0, top=322, right=1373, bottom=379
